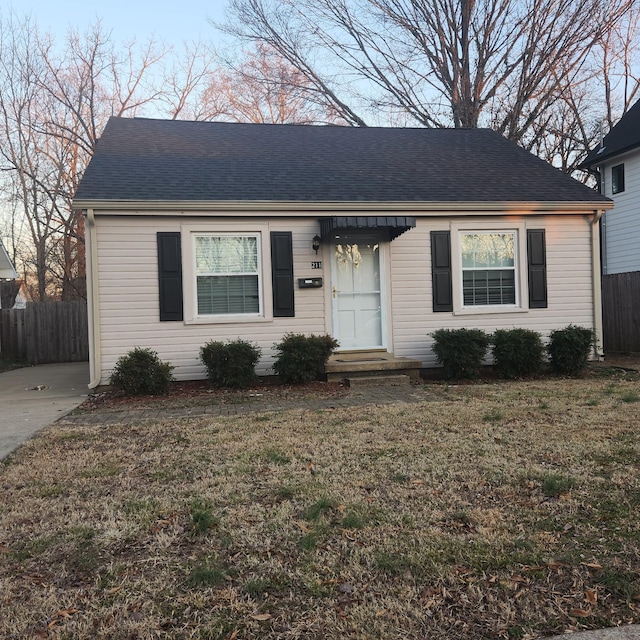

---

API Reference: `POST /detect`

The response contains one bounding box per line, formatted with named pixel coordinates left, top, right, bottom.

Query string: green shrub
left=547, top=325, right=595, bottom=376
left=273, top=333, right=339, bottom=384
left=110, top=347, right=174, bottom=396
left=491, top=328, right=545, bottom=379
left=431, top=328, right=490, bottom=379
left=200, top=339, right=261, bottom=388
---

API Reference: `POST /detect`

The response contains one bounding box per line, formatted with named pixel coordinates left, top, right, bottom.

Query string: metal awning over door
left=319, top=216, right=416, bottom=241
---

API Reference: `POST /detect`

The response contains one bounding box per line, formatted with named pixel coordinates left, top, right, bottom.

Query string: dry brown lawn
left=1, top=371, right=639, bottom=639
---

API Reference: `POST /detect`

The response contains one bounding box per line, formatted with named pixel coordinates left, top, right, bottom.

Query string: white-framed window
left=450, top=222, right=528, bottom=315
left=460, top=231, right=517, bottom=306
left=194, top=233, right=262, bottom=316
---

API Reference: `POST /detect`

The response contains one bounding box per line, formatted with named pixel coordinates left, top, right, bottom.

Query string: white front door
left=331, top=234, right=386, bottom=350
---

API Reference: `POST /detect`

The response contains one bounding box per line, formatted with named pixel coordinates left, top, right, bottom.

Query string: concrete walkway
left=0, top=361, right=89, bottom=459
left=553, top=628, right=640, bottom=640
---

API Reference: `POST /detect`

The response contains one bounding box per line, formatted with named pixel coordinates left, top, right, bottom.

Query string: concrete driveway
left=0, top=361, right=89, bottom=460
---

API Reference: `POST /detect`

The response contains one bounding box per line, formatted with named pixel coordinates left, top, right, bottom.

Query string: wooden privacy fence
left=602, top=271, right=640, bottom=353
left=0, top=301, right=88, bottom=364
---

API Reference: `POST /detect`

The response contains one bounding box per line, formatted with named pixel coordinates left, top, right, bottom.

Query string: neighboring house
left=0, top=241, right=18, bottom=356
left=73, top=117, right=612, bottom=387
left=0, top=239, right=17, bottom=284
left=579, top=99, right=640, bottom=352
left=0, top=280, right=27, bottom=310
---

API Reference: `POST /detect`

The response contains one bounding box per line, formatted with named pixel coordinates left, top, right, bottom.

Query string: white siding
left=95, top=215, right=327, bottom=383
left=94, top=211, right=596, bottom=382
left=389, top=215, right=595, bottom=368
left=599, top=150, right=640, bottom=275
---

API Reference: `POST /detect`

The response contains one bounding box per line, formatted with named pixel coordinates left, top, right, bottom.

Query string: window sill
left=453, top=306, right=529, bottom=316
left=184, top=314, right=271, bottom=325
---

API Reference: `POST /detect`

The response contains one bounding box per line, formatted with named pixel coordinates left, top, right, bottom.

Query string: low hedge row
left=110, top=333, right=339, bottom=395
left=109, top=324, right=595, bottom=395
left=432, top=325, right=595, bottom=379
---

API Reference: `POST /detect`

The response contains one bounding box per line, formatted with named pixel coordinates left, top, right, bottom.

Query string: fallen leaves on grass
left=1, top=377, right=639, bottom=638
left=46, top=608, right=80, bottom=628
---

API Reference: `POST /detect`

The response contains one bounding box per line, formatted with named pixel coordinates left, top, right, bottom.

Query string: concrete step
left=326, top=351, right=421, bottom=382
left=345, top=374, right=411, bottom=388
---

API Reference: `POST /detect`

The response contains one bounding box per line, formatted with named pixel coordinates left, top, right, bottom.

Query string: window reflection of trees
left=461, top=233, right=514, bottom=269
left=196, top=236, right=258, bottom=274
left=334, top=241, right=379, bottom=271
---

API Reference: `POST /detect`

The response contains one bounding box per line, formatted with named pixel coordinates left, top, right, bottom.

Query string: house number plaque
left=311, top=261, right=322, bottom=269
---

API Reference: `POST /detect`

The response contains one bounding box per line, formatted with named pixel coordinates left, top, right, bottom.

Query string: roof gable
left=74, top=117, right=609, bottom=206
left=0, top=239, right=17, bottom=280
left=580, top=99, right=640, bottom=168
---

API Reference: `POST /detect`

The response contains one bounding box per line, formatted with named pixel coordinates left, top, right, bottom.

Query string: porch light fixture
left=312, top=234, right=321, bottom=254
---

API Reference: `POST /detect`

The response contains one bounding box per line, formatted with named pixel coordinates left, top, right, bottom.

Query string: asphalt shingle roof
left=74, top=116, right=608, bottom=205
left=580, top=99, right=640, bottom=169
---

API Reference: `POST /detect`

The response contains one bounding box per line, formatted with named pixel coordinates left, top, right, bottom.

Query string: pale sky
left=12, top=0, right=230, bottom=49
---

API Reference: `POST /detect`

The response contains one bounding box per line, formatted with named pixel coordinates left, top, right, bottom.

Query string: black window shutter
left=271, top=231, right=295, bottom=317
left=431, top=231, right=453, bottom=312
left=157, top=232, right=183, bottom=321
left=527, top=229, right=547, bottom=309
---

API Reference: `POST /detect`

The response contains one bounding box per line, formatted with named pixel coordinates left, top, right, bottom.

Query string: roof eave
left=73, top=199, right=612, bottom=214
left=580, top=141, right=640, bottom=169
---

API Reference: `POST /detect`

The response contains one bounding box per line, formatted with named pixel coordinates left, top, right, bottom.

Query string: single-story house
left=579, top=99, right=640, bottom=352
left=73, top=117, right=612, bottom=387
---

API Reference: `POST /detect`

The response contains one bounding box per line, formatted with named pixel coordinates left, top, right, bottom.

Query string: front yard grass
left=1, top=375, right=639, bottom=638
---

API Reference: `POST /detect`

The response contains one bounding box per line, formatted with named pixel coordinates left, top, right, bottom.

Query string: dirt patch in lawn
left=2, top=377, right=639, bottom=639
left=75, top=379, right=352, bottom=414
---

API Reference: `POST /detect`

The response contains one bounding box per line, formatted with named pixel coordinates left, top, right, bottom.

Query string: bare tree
left=33, top=24, right=170, bottom=299
left=0, top=13, right=60, bottom=300
left=222, top=0, right=636, bottom=161
left=535, top=4, right=640, bottom=179
left=0, top=13, right=174, bottom=300
left=1, top=12, right=340, bottom=300
left=38, top=23, right=169, bottom=158
left=527, top=82, right=599, bottom=176
left=593, top=1, right=640, bottom=127
left=204, top=43, right=344, bottom=124
left=3, top=0, right=636, bottom=304
left=159, top=40, right=223, bottom=120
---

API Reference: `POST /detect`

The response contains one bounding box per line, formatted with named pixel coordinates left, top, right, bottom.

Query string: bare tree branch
left=222, top=0, right=637, bottom=163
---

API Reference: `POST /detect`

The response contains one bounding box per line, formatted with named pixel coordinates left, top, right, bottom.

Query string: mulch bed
left=74, top=355, right=640, bottom=415
left=76, top=379, right=351, bottom=413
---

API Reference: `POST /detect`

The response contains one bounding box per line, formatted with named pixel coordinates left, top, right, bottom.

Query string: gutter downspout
left=86, top=209, right=102, bottom=388
left=592, top=209, right=606, bottom=359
